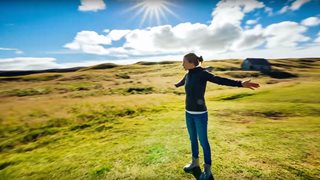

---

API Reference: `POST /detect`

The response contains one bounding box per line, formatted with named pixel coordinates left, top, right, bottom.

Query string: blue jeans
left=185, top=111, right=212, bottom=165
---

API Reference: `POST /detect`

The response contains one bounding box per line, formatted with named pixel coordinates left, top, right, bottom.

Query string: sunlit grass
left=0, top=58, right=319, bottom=179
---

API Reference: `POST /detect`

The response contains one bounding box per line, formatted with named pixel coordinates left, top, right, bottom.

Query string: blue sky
left=0, top=0, right=319, bottom=70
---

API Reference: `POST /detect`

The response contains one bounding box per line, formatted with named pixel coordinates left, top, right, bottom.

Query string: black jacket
left=175, top=66, right=243, bottom=111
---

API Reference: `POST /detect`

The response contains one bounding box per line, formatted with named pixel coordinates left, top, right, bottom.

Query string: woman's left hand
left=241, top=79, right=260, bottom=90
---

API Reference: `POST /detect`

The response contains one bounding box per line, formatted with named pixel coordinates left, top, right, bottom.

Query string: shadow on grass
left=261, top=70, right=298, bottom=79
left=0, top=161, right=16, bottom=170
left=219, top=92, right=255, bottom=100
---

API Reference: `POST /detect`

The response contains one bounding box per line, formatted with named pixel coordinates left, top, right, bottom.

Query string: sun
left=123, top=0, right=180, bottom=27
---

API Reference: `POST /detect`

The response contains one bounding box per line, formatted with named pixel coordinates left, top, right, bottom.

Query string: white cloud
left=63, top=30, right=133, bottom=56
left=78, top=0, right=106, bottom=12
left=315, top=32, right=320, bottom=43
left=279, top=6, right=289, bottom=14
left=0, top=47, right=23, bottom=54
left=106, top=30, right=131, bottom=41
left=210, top=0, right=265, bottom=27
left=246, top=19, right=258, bottom=25
left=279, top=0, right=311, bottom=14
left=122, top=23, right=241, bottom=53
left=264, top=7, right=273, bottom=16
left=64, top=22, right=241, bottom=56
left=64, top=31, right=112, bottom=55
left=264, top=21, right=310, bottom=48
left=291, top=0, right=311, bottom=10
left=231, top=24, right=265, bottom=51
left=0, top=57, right=60, bottom=70
left=301, top=16, right=320, bottom=26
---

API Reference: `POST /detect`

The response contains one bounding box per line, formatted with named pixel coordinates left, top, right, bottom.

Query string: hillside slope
left=0, top=58, right=319, bottom=179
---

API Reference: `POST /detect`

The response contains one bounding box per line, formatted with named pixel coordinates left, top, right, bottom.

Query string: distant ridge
left=134, top=61, right=177, bottom=65
left=78, top=63, right=119, bottom=71
left=2, top=58, right=317, bottom=77
left=0, top=66, right=85, bottom=76
left=0, top=61, right=179, bottom=77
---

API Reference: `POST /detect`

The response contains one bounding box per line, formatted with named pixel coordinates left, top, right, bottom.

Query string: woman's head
left=182, top=53, right=203, bottom=70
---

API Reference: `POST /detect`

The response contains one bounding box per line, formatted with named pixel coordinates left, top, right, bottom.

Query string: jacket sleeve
left=205, top=71, right=242, bottom=87
left=174, top=74, right=186, bottom=87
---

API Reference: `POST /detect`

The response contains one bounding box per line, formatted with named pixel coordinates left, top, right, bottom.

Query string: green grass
left=0, top=87, right=52, bottom=97
left=0, top=74, right=62, bottom=82
left=0, top=58, right=319, bottom=179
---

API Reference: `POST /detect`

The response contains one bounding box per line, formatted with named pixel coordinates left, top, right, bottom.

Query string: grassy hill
left=0, top=58, right=319, bottom=179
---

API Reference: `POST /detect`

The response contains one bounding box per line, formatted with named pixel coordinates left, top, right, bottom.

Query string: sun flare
left=124, top=0, right=180, bottom=27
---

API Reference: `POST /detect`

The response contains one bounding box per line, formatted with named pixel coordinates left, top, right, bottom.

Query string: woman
left=175, top=53, right=260, bottom=180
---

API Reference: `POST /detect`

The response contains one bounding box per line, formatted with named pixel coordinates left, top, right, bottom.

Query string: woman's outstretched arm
left=205, top=71, right=243, bottom=87
left=205, top=71, right=260, bottom=90
left=174, top=74, right=186, bottom=87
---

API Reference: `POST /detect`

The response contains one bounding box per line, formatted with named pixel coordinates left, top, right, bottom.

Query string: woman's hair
left=184, top=53, right=203, bottom=66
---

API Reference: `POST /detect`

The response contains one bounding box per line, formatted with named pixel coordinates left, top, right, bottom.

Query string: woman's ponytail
left=198, top=56, right=203, bottom=63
